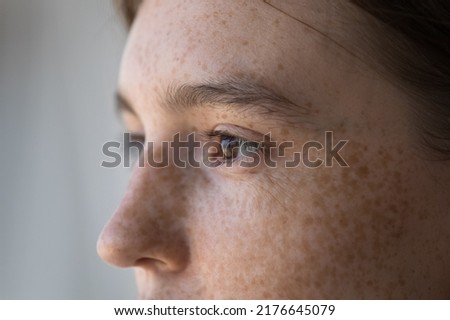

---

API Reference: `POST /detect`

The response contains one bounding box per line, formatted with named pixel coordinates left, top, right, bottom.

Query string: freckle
left=274, top=19, right=280, bottom=26
left=281, top=128, right=289, bottom=136
left=388, top=204, right=398, bottom=213
left=305, top=101, right=312, bottom=108
left=356, top=165, right=369, bottom=178
left=242, top=40, right=249, bottom=46
left=311, top=192, right=326, bottom=208
left=339, top=216, right=349, bottom=227
left=314, top=216, right=325, bottom=225
left=277, top=63, right=284, bottom=70
left=303, top=215, right=313, bottom=226
left=221, top=113, right=228, bottom=119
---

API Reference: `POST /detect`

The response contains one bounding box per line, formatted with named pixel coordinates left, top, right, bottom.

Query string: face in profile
left=97, top=0, right=450, bottom=299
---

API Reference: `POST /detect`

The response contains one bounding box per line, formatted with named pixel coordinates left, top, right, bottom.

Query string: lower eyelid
left=220, top=141, right=264, bottom=168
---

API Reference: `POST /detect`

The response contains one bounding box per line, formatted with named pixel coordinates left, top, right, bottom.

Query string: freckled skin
left=97, top=0, right=450, bottom=299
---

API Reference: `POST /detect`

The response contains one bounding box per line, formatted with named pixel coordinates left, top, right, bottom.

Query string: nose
left=97, top=162, right=190, bottom=273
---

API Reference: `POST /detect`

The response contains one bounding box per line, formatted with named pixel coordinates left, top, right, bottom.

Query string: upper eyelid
left=198, top=129, right=254, bottom=146
left=116, top=93, right=145, bottom=135
left=207, top=130, right=241, bottom=139
left=115, top=92, right=137, bottom=117
left=211, top=124, right=265, bottom=142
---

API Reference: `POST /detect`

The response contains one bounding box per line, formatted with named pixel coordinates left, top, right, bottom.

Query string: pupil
left=221, top=137, right=240, bottom=160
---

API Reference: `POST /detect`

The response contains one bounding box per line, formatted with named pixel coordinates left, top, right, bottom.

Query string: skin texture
left=97, top=0, right=450, bottom=299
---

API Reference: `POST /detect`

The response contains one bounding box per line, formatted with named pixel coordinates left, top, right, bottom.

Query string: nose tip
left=96, top=226, right=135, bottom=268
left=97, top=158, right=191, bottom=274
left=96, top=214, right=190, bottom=272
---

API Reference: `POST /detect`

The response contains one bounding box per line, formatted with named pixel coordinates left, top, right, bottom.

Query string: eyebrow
left=116, top=77, right=311, bottom=121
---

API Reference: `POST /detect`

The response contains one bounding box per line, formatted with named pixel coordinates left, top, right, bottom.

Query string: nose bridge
left=97, top=155, right=190, bottom=272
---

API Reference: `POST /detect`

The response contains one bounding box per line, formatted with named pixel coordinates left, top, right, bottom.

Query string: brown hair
left=351, top=0, right=450, bottom=159
left=117, top=0, right=450, bottom=158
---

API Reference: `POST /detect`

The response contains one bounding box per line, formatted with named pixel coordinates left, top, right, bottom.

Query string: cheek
left=297, top=138, right=436, bottom=298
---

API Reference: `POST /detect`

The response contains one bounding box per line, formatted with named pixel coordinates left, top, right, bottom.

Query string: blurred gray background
left=0, top=0, right=136, bottom=298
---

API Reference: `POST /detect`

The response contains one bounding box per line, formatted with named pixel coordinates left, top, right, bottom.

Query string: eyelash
left=125, top=130, right=265, bottom=168
left=204, top=130, right=264, bottom=167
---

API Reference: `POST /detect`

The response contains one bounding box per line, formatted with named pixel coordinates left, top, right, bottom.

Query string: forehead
left=124, top=0, right=341, bottom=68
left=119, top=0, right=370, bottom=121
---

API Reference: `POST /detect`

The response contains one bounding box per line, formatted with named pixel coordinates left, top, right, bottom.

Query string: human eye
left=120, top=113, right=145, bottom=145
left=119, top=112, right=145, bottom=167
left=203, top=128, right=264, bottom=169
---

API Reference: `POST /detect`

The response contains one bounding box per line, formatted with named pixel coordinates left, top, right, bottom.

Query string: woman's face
left=97, top=0, right=450, bottom=299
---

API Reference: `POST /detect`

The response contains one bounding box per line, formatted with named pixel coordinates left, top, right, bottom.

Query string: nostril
left=135, top=255, right=187, bottom=273
left=97, top=220, right=191, bottom=272
left=135, top=257, right=168, bottom=272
